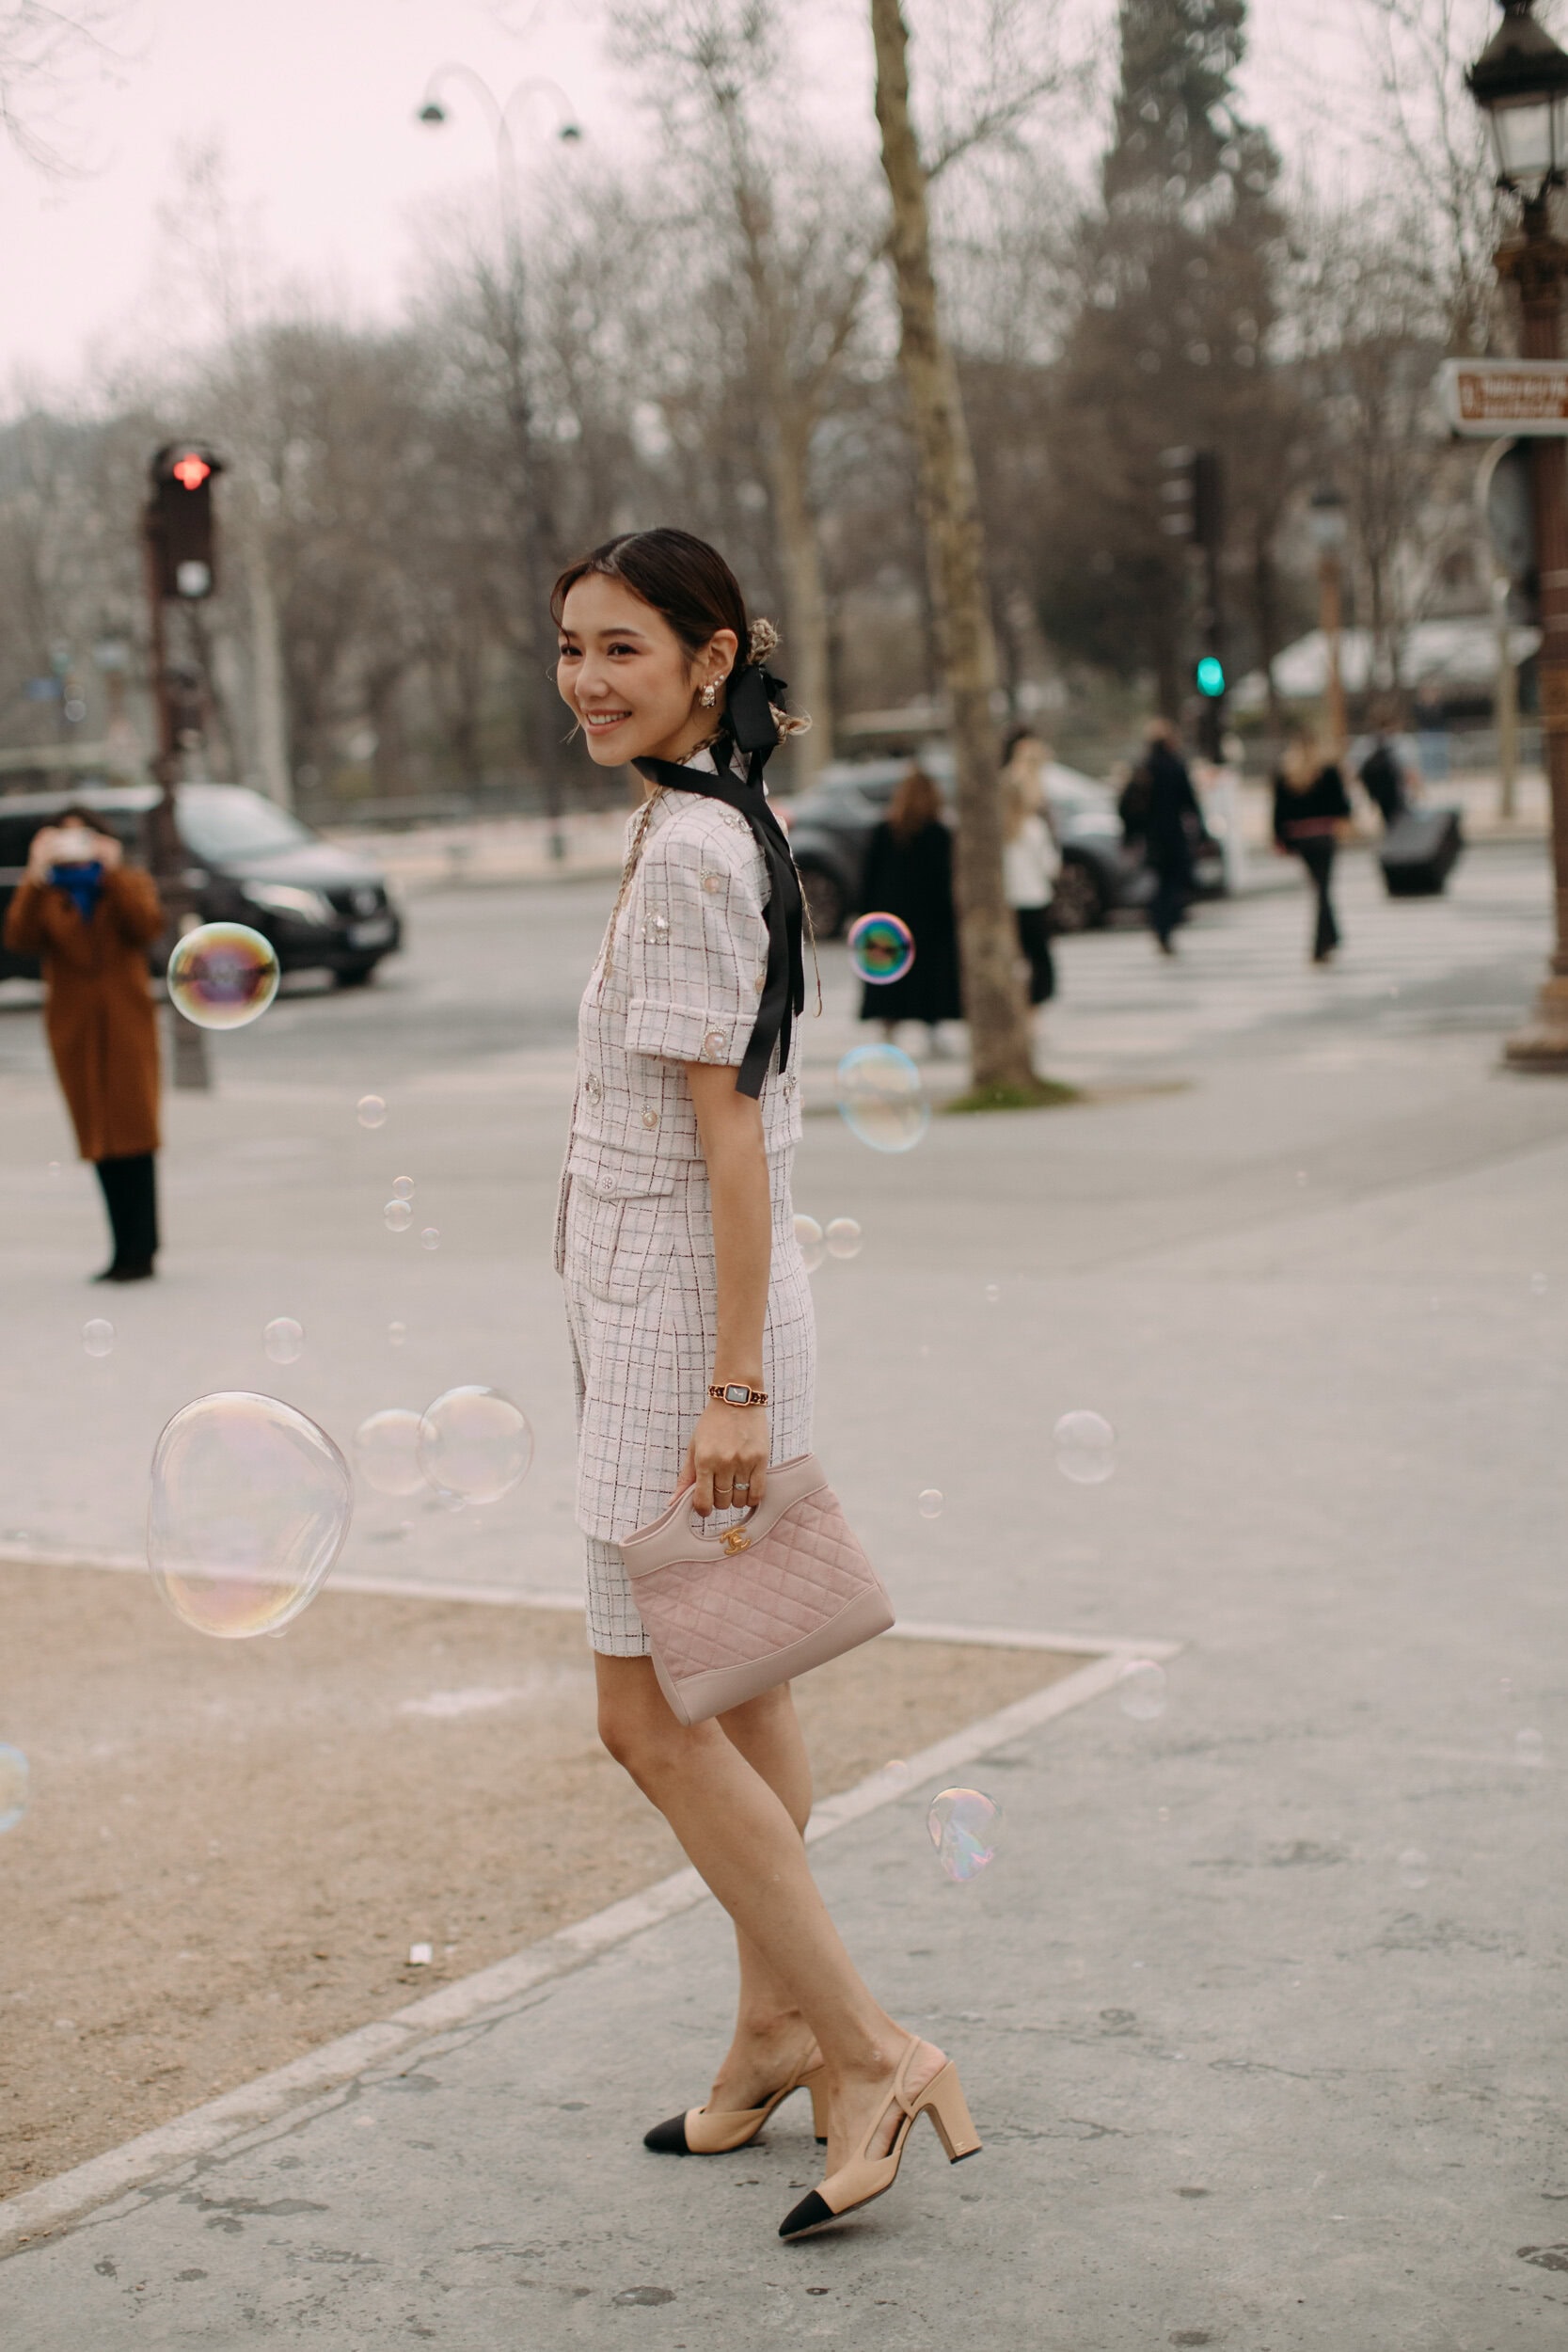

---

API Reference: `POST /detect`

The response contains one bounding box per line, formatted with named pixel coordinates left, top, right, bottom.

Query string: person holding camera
left=4, top=806, right=166, bottom=1281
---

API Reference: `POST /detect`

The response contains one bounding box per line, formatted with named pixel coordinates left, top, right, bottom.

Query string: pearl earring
left=699, top=682, right=719, bottom=708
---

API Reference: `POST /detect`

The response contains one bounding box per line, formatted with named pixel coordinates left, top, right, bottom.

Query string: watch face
left=724, top=1385, right=750, bottom=1405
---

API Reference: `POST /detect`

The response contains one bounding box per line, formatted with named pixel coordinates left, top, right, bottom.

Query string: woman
left=4, top=805, right=165, bottom=1279
left=553, top=528, right=975, bottom=2241
left=856, top=763, right=963, bottom=1051
left=1273, top=729, right=1352, bottom=964
left=1000, top=727, right=1060, bottom=1010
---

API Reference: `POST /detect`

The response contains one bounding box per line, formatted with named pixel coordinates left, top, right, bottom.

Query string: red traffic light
left=170, top=452, right=212, bottom=491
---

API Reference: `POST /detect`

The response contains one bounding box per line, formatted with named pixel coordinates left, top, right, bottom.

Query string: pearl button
left=702, top=1027, right=727, bottom=1060
left=584, top=1074, right=602, bottom=1104
left=641, top=1106, right=658, bottom=1130
left=701, top=872, right=722, bottom=894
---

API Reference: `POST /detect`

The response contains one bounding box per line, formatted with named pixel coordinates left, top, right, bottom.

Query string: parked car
left=0, top=781, right=402, bottom=986
left=779, top=751, right=1227, bottom=938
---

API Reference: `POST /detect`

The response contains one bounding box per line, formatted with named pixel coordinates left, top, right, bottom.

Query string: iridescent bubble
left=355, top=1408, right=429, bottom=1499
left=47, top=1159, right=61, bottom=1181
left=1530, top=1272, right=1547, bottom=1296
left=166, top=923, right=279, bottom=1030
left=824, top=1216, right=862, bottom=1260
left=1054, top=1409, right=1117, bottom=1485
left=263, top=1317, right=303, bottom=1366
left=794, top=1214, right=824, bottom=1272
left=0, top=1742, right=28, bottom=1834
left=918, top=1487, right=943, bottom=1519
left=1516, top=1727, right=1544, bottom=1768
left=388, top=1321, right=407, bottom=1347
left=984, top=1282, right=1000, bottom=1304
left=357, top=1095, right=388, bottom=1129
left=384, top=1200, right=413, bottom=1233
left=148, top=1391, right=352, bottom=1639
left=417, top=1386, right=533, bottom=1504
left=1118, top=1660, right=1167, bottom=1721
left=836, top=1044, right=929, bottom=1154
left=391, top=1176, right=414, bottom=1200
left=927, top=1788, right=999, bottom=1883
left=82, top=1318, right=114, bottom=1359
left=847, top=911, right=916, bottom=986
left=1397, top=1848, right=1429, bottom=1890
left=881, top=1758, right=912, bottom=1791
left=420, top=1227, right=440, bottom=1251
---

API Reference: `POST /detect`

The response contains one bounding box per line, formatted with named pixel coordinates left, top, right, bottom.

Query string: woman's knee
left=595, top=1682, right=703, bottom=1789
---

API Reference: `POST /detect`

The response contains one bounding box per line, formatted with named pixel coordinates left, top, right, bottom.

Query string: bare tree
left=0, top=2, right=133, bottom=169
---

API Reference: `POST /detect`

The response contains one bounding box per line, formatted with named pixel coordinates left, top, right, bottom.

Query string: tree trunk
left=869, top=0, right=1035, bottom=1093
left=242, top=512, right=293, bottom=810
left=768, top=412, right=831, bottom=792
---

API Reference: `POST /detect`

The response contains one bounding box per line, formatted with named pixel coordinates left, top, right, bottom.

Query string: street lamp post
left=1307, top=485, right=1349, bottom=755
left=1468, top=0, right=1568, bottom=1068
left=417, top=67, right=582, bottom=863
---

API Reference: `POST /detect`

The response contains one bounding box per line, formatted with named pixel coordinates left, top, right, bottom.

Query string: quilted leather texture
left=632, top=1486, right=878, bottom=1678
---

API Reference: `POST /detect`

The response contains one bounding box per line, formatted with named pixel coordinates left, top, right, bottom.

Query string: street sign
left=1438, top=357, right=1568, bottom=435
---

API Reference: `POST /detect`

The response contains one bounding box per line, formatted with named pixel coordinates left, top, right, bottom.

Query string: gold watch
left=707, top=1381, right=768, bottom=1408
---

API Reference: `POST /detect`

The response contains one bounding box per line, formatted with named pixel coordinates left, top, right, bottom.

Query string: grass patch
left=943, top=1075, right=1081, bottom=1113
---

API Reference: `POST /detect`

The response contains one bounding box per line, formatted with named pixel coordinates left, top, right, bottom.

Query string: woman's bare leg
left=705, top=1686, right=822, bottom=2111
left=597, top=1655, right=943, bottom=2167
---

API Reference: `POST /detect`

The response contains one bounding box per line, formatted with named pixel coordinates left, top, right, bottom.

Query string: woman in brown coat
left=4, top=806, right=166, bottom=1280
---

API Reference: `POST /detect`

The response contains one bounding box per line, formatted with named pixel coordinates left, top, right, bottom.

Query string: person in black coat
left=1124, top=718, right=1202, bottom=954
left=1357, top=704, right=1409, bottom=829
left=857, top=763, right=963, bottom=1045
left=1273, top=729, right=1353, bottom=962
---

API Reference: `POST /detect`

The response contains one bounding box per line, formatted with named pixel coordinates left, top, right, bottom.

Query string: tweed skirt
left=562, top=1158, right=815, bottom=1658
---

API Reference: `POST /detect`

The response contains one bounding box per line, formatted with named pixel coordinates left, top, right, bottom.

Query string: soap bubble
left=918, top=1487, right=943, bottom=1519
left=1397, top=1848, right=1429, bottom=1890
left=794, top=1214, right=824, bottom=1272
left=984, top=1282, right=999, bottom=1304
left=420, top=1227, right=440, bottom=1251
left=1529, top=1271, right=1547, bottom=1296
left=1118, top=1660, right=1167, bottom=1721
left=1054, top=1409, right=1117, bottom=1485
left=357, top=1095, right=387, bottom=1129
left=1516, top=1727, right=1544, bottom=1768
left=418, top=1387, right=532, bottom=1504
left=82, top=1318, right=114, bottom=1359
left=166, top=923, right=279, bottom=1029
left=385, top=1200, right=413, bottom=1232
left=148, top=1392, right=352, bottom=1639
left=391, top=1176, right=414, bottom=1200
left=927, top=1788, right=999, bottom=1883
left=0, top=1743, right=28, bottom=1834
left=354, top=1407, right=428, bottom=1499
left=847, top=911, right=915, bottom=986
left=263, top=1317, right=303, bottom=1366
left=836, top=1044, right=928, bottom=1154
left=824, top=1217, right=862, bottom=1260
left=881, top=1758, right=912, bottom=1791
left=388, top=1321, right=407, bottom=1347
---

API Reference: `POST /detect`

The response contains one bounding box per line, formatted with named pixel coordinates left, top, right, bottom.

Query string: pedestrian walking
left=551, top=526, right=975, bottom=2242
left=1357, top=703, right=1410, bottom=830
left=3, top=805, right=165, bottom=1280
left=1127, top=717, right=1202, bottom=955
left=1000, top=726, right=1060, bottom=1010
left=855, top=761, right=963, bottom=1051
left=1273, top=728, right=1353, bottom=964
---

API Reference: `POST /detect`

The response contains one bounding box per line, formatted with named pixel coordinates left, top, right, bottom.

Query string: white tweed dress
left=556, top=760, right=816, bottom=1657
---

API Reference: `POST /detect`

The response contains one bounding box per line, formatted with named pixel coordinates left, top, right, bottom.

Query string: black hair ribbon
left=633, top=660, right=803, bottom=1100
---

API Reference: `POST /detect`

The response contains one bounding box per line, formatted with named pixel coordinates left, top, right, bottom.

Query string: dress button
left=642, top=907, right=670, bottom=941
left=702, top=1027, right=728, bottom=1061
left=784, top=1073, right=798, bottom=1098
left=584, top=1074, right=602, bottom=1104
left=641, top=1106, right=659, bottom=1130
left=701, top=871, right=722, bottom=894
left=753, top=970, right=767, bottom=993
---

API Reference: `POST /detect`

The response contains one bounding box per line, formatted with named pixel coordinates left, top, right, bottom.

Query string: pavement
left=2, top=841, right=1568, bottom=2346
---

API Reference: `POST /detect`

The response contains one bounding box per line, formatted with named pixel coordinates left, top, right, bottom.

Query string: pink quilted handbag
left=619, top=1453, right=894, bottom=1726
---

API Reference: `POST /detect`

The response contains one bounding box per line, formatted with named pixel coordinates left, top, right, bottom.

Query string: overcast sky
left=0, top=0, right=1414, bottom=400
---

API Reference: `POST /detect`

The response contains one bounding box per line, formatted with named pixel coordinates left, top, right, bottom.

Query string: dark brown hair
left=887, top=764, right=943, bottom=842
left=551, top=528, right=749, bottom=662
left=54, top=803, right=119, bottom=838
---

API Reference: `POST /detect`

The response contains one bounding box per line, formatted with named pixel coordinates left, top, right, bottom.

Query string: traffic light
left=1195, top=655, right=1226, bottom=698
left=148, top=443, right=224, bottom=599
left=1158, top=447, right=1223, bottom=548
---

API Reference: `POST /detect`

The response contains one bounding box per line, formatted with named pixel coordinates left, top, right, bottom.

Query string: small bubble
left=1295, top=1170, right=1308, bottom=1187
left=47, top=1159, right=61, bottom=1181
left=420, top=1227, right=440, bottom=1251
left=984, top=1282, right=1000, bottom=1304
left=82, top=1318, right=114, bottom=1359
left=1054, top=1409, right=1117, bottom=1484
left=848, top=911, right=915, bottom=986
left=1118, top=1660, right=1167, bottom=1721
left=0, top=1743, right=29, bottom=1834
left=917, top=1487, right=943, bottom=1519
left=824, top=1216, right=863, bottom=1260
left=391, top=1176, right=414, bottom=1200
left=881, top=1758, right=912, bottom=1790
left=357, top=1095, right=388, bottom=1129
left=1515, top=1727, right=1544, bottom=1768
left=793, top=1214, right=824, bottom=1272
left=388, top=1321, right=407, bottom=1347
left=167, top=923, right=279, bottom=1028
left=1530, top=1272, right=1547, bottom=1296
left=1397, top=1848, right=1429, bottom=1890
left=385, top=1200, right=413, bottom=1232
left=927, top=1788, right=999, bottom=1883
left=262, top=1317, right=303, bottom=1366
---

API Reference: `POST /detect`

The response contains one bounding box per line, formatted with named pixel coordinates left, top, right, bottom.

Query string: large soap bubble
left=166, top=923, right=279, bottom=1030
left=835, top=1044, right=929, bottom=1154
left=927, top=1788, right=999, bottom=1883
left=847, top=911, right=915, bottom=986
left=355, top=1407, right=429, bottom=1499
left=148, top=1392, right=352, bottom=1638
left=417, top=1386, right=532, bottom=1504
left=0, top=1743, right=28, bottom=1834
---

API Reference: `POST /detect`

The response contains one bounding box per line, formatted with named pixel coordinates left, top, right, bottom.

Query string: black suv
left=0, top=782, right=402, bottom=986
left=781, top=752, right=1225, bottom=937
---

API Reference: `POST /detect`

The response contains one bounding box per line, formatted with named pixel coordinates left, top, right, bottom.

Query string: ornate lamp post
left=1307, top=485, right=1349, bottom=754
left=1468, top=0, right=1568, bottom=1068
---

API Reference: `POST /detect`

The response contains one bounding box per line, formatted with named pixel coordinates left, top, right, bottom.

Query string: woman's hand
left=26, top=827, right=62, bottom=882
left=682, top=1399, right=769, bottom=1517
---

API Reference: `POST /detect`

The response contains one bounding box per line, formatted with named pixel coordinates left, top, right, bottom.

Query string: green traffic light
left=1195, top=655, right=1226, bottom=698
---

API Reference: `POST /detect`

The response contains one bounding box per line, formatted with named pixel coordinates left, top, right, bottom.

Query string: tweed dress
left=556, top=760, right=816, bottom=1657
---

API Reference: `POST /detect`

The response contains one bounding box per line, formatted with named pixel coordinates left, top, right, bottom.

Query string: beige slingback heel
left=643, top=2059, right=829, bottom=2155
left=778, top=2036, right=980, bottom=2239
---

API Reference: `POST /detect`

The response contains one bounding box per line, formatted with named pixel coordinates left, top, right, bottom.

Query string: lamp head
left=1467, top=0, right=1568, bottom=201
left=418, top=100, right=447, bottom=125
